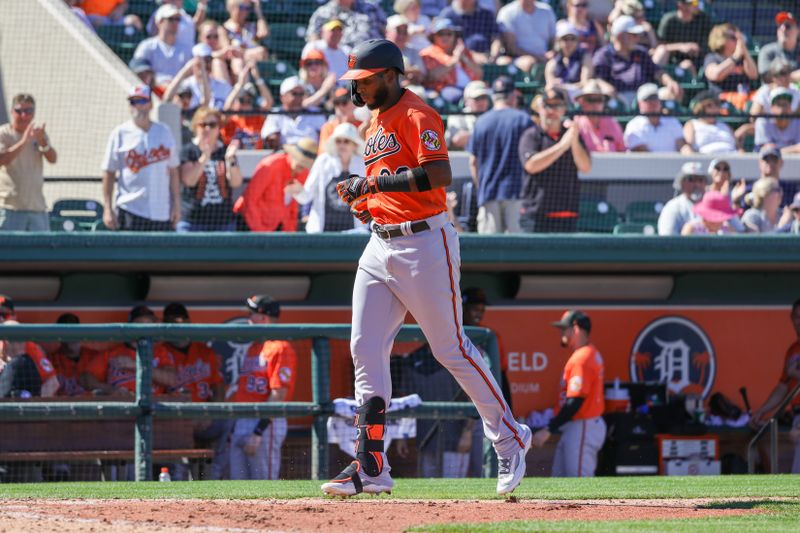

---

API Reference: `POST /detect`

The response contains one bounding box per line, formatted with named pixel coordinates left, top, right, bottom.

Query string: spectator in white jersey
left=101, top=85, right=180, bottom=231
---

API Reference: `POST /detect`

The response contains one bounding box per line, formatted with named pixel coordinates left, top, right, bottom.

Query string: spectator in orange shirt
left=229, top=295, right=298, bottom=480
left=317, top=87, right=362, bottom=154
left=49, top=313, right=98, bottom=397
left=81, top=0, right=142, bottom=31
left=82, top=305, right=176, bottom=396
left=420, top=18, right=482, bottom=104
left=233, top=138, right=317, bottom=232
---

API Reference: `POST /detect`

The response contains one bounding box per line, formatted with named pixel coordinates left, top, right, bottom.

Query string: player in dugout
left=532, top=310, right=606, bottom=477
left=229, top=295, right=297, bottom=480
left=82, top=305, right=177, bottom=396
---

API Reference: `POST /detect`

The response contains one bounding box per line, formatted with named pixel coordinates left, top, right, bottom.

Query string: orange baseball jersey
left=162, top=342, right=224, bottom=402
left=23, top=342, right=57, bottom=384
left=780, top=340, right=800, bottom=408
left=232, top=340, right=297, bottom=402
left=363, top=90, right=449, bottom=225
left=86, top=343, right=175, bottom=394
left=51, top=347, right=98, bottom=397
left=558, top=344, right=605, bottom=420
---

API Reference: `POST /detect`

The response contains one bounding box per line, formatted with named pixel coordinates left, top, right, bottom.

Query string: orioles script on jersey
left=364, top=126, right=401, bottom=166
left=126, top=145, right=171, bottom=173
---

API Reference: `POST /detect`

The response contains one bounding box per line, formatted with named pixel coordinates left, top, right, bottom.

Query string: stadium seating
left=96, top=25, right=146, bottom=64
left=577, top=199, right=620, bottom=233
left=625, top=200, right=664, bottom=224
left=613, top=222, right=657, bottom=235
left=49, top=199, right=104, bottom=232
left=267, top=22, right=307, bottom=64
left=257, top=59, right=299, bottom=97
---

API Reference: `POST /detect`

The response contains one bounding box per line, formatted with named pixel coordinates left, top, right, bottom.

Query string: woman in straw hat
left=285, top=123, right=367, bottom=233
left=681, top=190, right=740, bottom=235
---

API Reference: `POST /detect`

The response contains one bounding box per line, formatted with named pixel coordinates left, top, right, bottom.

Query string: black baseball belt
left=372, top=221, right=431, bottom=240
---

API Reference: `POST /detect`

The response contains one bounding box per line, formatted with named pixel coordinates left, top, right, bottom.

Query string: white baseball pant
left=551, top=416, right=607, bottom=477
left=350, top=212, right=525, bottom=459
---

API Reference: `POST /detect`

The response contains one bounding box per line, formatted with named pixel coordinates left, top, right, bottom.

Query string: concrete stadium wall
left=0, top=0, right=178, bottom=183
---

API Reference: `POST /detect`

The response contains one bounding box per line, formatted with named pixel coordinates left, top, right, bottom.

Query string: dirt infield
left=0, top=497, right=770, bottom=532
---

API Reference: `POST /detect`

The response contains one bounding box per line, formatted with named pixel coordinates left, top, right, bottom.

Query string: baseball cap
left=541, top=87, right=568, bottom=104
left=611, top=15, right=645, bottom=37
left=576, top=79, right=607, bottom=101
left=322, top=18, right=344, bottom=31
left=462, top=287, right=488, bottom=306
left=0, top=295, right=14, bottom=314
left=555, top=20, right=579, bottom=40
left=127, top=84, right=152, bottom=101
left=790, top=191, right=800, bottom=210
left=129, top=57, right=154, bottom=74
left=770, top=87, right=793, bottom=104
left=163, top=302, right=190, bottom=323
left=340, top=39, right=405, bottom=80
left=192, top=43, right=213, bottom=58
left=492, top=75, right=515, bottom=95
left=636, top=83, right=659, bottom=102
left=776, top=11, right=797, bottom=26
left=128, top=305, right=156, bottom=323
left=246, top=295, right=280, bottom=317
left=551, top=310, right=591, bottom=333
left=673, top=161, right=709, bottom=190
left=386, top=14, right=409, bottom=30
left=280, top=76, right=307, bottom=95
left=301, top=49, right=327, bottom=66
left=155, top=3, right=181, bottom=23
left=56, top=313, right=80, bottom=325
left=707, top=158, right=730, bottom=174
left=759, top=144, right=782, bottom=160
left=464, top=80, right=490, bottom=100
left=429, top=18, right=462, bottom=37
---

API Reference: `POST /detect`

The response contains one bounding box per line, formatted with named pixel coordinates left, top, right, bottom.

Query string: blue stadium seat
left=577, top=199, right=619, bottom=233
left=267, top=22, right=307, bottom=64
left=50, top=199, right=104, bottom=232
left=96, top=26, right=146, bottom=64
left=625, top=200, right=664, bottom=224
left=613, top=222, right=657, bottom=235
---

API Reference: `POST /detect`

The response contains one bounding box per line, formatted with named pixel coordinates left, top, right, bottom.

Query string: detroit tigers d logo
left=629, top=316, right=716, bottom=398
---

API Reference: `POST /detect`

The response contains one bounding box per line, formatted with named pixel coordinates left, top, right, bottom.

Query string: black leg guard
left=354, top=397, right=386, bottom=477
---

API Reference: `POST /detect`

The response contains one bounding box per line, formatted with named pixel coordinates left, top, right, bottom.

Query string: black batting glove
left=336, top=175, right=379, bottom=206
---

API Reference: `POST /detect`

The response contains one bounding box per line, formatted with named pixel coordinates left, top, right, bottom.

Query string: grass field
left=1, top=475, right=798, bottom=532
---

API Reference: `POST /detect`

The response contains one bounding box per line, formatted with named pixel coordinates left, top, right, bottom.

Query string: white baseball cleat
left=496, top=423, right=532, bottom=495
left=321, top=461, right=394, bottom=497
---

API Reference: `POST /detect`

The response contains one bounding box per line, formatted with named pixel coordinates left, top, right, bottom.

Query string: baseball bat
left=739, top=386, right=751, bottom=414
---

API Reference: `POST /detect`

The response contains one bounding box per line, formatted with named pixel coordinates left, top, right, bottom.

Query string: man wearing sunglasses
left=101, top=85, right=181, bottom=231
left=0, top=93, right=56, bottom=231
left=133, top=4, right=194, bottom=88
left=303, top=19, right=350, bottom=81
left=758, top=11, right=800, bottom=83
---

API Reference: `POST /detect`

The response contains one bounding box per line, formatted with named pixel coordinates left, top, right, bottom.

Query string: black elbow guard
left=411, top=166, right=432, bottom=191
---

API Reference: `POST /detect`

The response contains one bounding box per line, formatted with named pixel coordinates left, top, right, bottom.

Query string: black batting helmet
left=340, top=39, right=405, bottom=81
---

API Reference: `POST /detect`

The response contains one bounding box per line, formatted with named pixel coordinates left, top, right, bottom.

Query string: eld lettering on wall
left=508, top=352, right=548, bottom=372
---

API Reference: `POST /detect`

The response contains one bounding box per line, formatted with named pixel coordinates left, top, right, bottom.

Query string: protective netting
left=3, top=0, right=800, bottom=235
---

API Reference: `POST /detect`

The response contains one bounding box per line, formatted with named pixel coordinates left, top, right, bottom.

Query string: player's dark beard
left=366, top=83, right=390, bottom=110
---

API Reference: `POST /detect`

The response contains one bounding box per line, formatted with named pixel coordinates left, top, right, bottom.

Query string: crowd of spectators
left=9, top=2, right=799, bottom=234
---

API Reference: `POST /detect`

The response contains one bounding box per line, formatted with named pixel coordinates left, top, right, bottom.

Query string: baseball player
left=532, top=310, right=606, bottom=477
left=0, top=319, right=59, bottom=398
left=750, top=298, right=800, bottom=473
left=229, top=295, right=297, bottom=480
left=49, top=313, right=98, bottom=397
left=321, top=39, right=531, bottom=497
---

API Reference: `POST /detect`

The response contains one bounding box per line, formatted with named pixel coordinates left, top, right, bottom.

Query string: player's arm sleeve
left=408, top=111, right=449, bottom=166
left=267, top=343, right=297, bottom=392
left=547, top=396, right=585, bottom=433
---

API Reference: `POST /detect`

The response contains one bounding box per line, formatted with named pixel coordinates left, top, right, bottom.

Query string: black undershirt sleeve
left=547, top=396, right=585, bottom=433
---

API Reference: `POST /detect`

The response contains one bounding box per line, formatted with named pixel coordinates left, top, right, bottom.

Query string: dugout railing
left=0, top=323, right=500, bottom=481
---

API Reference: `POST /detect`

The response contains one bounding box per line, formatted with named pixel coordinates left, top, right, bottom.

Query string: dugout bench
left=0, top=397, right=214, bottom=482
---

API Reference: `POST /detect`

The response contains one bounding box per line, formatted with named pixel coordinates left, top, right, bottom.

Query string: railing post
left=483, top=331, right=501, bottom=478
left=135, top=337, right=154, bottom=481
left=770, top=418, right=778, bottom=474
left=311, top=337, right=331, bottom=481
